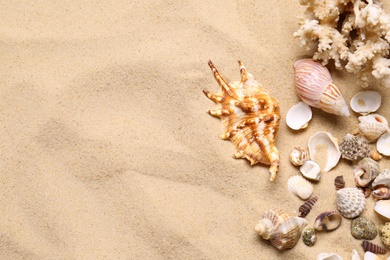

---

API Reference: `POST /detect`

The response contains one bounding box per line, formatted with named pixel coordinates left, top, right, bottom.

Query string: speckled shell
left=351, top=216, right=377, bottom=240
left=336, top=188, right=366, bottom=219
left=254, top=209, right=308, bottom=250
left=203, top=61, right=280, bottom=181
left=354, top=158, right=380, bottom=188
left=287, top=175, right=314, bottom=200
left=339, top=134, right=370, bottom=161
left=378, top=222, right=390, bottom=248
left=294, top=59, right=350, bottom=116
left=302, top=227, right=316, bottom=246
left=361, top=240, right=388, bottom=254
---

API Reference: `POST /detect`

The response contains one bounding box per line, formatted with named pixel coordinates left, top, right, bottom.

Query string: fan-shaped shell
left=377, top=132, right=390, bottom=156
left=289, top=147, right=308, bottom=166
left=286, top=102, right=312, bottom=130
left=350, top=91, right=382, bottom=115
left=308, top=131, right=341, bottom=172
left=294, top=59, right=349, bottom=116
left=203, top=61, right=281, bottom=181
left=354, top=158, right=380, bottom=188
left=254, top=209, right=308, bottom=250
left=336, top=188, right=366, bottom=219
left=287, top=175, right=314, bottom=200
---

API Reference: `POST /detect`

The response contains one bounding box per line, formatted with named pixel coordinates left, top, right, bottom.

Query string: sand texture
left=1, top=1, right=390, bottom=259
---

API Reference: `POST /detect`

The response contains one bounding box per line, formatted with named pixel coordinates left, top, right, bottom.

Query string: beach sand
left=0, top=1, right=389, bottom=259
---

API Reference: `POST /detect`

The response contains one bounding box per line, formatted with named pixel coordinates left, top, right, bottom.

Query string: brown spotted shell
left=203, top=61, right=281, bottom=181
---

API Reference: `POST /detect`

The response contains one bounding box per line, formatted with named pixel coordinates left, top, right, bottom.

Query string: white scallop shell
left=308, top=131, right=341, bottom=172
left=350, top=91, right=382, bottom=115
left=374, top=200, right=390, bottom=221
left=300, top=160, right=321, bottom=181
left=377, top=132, right=390, bottom=156
left=286, top=102, right=312, bottom=130
left=316, top=252, right=343, bottom=260
left=287, top=175, right=314, bottom=200
left=336, top=187, right=366, bottom=219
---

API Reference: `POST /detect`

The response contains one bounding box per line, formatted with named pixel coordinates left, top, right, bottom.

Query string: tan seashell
left=314, top=211, right=342, bottom=231
left=334, top=175, right=345, bottom=190
left=287, top=175, right=314, bottom=200
left=370, top=150, right=383, bottom=161
left=294, top=59, right=350, bottom=116
left=362, top=240, right=388, bottom=254
left=358, top=114, right=389, bottom=143
left=350, top=91, right=382, bottom=115
left=286, top=102, right=312, bottom=130
left=316, top=252, right=343, bottom=260
left=203, top=61, right=280, bottom=181
left=300, top=160, right=321, bottom=181
left=336, top=187, right=366, bottom=219
left=374, top=199, right=390, bottom=221
left=354, top=158, right=380, bottom=188
left=254, top=209, right=308, bottom=250
left=340, top=134, right=370, bottom=161
left=289, top=147, right=308, bottom=166
left=308, top=131, right=341, bottom=172
left=298, top=195, right=318, bottom=218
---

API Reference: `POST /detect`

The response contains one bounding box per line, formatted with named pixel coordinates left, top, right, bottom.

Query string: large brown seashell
left=203, top=61, right=281, bottom=181
left=298, top=196, right=318, bottom=218
left=361, top=240, right=388, bottom=254
left=293, top=59, right=350, bottom=116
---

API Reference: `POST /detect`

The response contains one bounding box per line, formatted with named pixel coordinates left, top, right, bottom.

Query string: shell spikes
left=203, top=61, right=281, bottom=181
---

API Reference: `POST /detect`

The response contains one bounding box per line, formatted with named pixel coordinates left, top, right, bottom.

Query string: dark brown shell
left=334, top=175, right=345, bottom=190
left=298, top=196, right=318, bottom=218
left=361, top=240, right=387, bottom=254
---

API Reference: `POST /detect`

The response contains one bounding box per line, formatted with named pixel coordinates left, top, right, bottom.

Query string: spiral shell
left=287, top=175, right=314, bottom=200
left=294, top=59, right=349, bottom=116
left=334, top=175, right=345, bottom=190
left=339, top=134, right=370, bottom=161
left=298, top=195, right=318, bottom=218
left=254, top=209, right=308, bottom=250
left=354, top=158, right=380, bottom=188
left=289, top=147, right=308, bottom=166
left=336, top=188, right=366, bottom=219
left=203, top=61, right=280, bottom=181
left=361, top=240, right=387, bottom=254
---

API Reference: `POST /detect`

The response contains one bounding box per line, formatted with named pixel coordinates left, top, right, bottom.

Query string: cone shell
left=308, top=131, right=341, bottom=172
left=294, top=59, right=350, bottom=116
left=336, top=188, right=366, bottom=219
left=203, top=61, right=280, bottom=181
left=254, top=209, right=308, bottom=250
left=361, top=240, right=388, bottom=254
left=287, top=175, right=314, bottom=200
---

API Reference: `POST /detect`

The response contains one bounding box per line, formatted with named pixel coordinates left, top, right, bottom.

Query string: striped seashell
left=336, top=187, right=366, bottom=219
left=361, top=240, right=388, bottom=254
left=255, top=209, right=308, bottom=250
left=314, top=211, right=342, bottom=231
left=203, top=61, right=280, bottom=181
left=298, top=195, right=318, bottom=217
left=294, top=59, right=350, bottom=116
left=334, top=175, right=345, bottom=190
left=288, top=175, right=314, bottom=200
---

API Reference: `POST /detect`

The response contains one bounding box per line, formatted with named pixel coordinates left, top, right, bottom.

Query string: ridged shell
left=374, top=200, right=390, bottom=221
left=377, top=132, right=390, bottom=156
left=314, top=211, right=342, bottom=231
left=339, top=134, right=370, bottom=161
left=203, top=61, right=280, bottom=181
left=294, top=59, right=350, bottom=116
left=351, top=216, right=377, bottom=240
left=350, top=91, right=382, bottom=115
left=298, top=196, right=318, bottom=218
left=286, top=102, right=312, bottom=130
left=316, top=252, right=343, bottom=260
left=354, top=158, right=380, bottom=188
left=361, top=240, right=388, bottom=254
left=334, top=175, right=345, bottom=190
left=336, top=188, right=366, bottom=219
left=378, top=222, right=390, bottom=248
left=287, top=175, right=314, bottom=200
left=254, top=209, right=308, bottom=250
left=308, top=131, right=341, bottom=172
left=300, top=160, right=321, bottom=181
left=358, top=114, right=389, bottom=143
left=302, top=227, right=316, bottom=246
left=289, top=147, right=308, bottom=166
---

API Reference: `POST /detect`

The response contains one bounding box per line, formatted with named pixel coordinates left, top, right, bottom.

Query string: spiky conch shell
left=293, top=59, right=350, bottom=116
left=254, top=209, right=308, bottom=250
left=203, top=61, right=280, bottom=181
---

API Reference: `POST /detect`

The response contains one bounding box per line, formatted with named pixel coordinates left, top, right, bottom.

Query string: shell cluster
left=203, top=61, right=280, bottom=181
left=339, top=134, right=370, bottom=161
left=336, top=188, right=366, bottom=219
left=254, top=209, right=308, bottom=250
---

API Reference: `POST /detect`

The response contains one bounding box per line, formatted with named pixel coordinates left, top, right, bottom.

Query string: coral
left=294, top=0, right=390, bottom=87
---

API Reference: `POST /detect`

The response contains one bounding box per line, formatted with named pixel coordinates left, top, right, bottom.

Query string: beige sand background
left=0, top=1, right=389, bottom=259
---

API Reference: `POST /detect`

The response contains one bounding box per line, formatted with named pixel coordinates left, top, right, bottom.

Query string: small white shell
left=300, top=160, right=321, bottom=181
left=289, top=147, right=308, bottom=166
left=377, top=132, right=390, bottom=156
left=308, top=131, right=341, bottom=172
left=316, top=252, right=343, bottom=260
left=350, top=91, right=382, bottom=115
left=364, top=251, right=382, bottom=260
left=374, top=200, right=390, bottom=221
left=351, top=249, right=361, bottom=260
left=286, top=102, right=312, bottom=130
left=336, top=187, right=366, bottom=219
left=287, top=175, right=313, bottom=200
